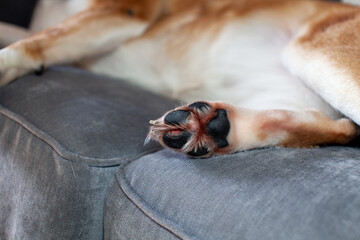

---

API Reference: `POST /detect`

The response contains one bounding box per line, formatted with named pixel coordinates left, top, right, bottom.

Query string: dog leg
left=146, top=101, right=357, bottom=158
left=282, top=8, right=360, bottom=125
left=0, top=7, right=149, bottom=86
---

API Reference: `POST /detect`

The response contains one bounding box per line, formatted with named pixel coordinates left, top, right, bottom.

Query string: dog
left=0, top=0, right=360, bottom=158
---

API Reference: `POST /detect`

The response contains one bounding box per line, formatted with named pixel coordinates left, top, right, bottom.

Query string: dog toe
left=163, top=130, right=191, bottom=149
left=189, top=101, right=211, bottom=112
left=147, top=101, right=233, bottom=158
left=164, top=110, right=191, bottom=125
left=187, top=147, right=210, bottom=157
left=206, top=109, right=230, bottom=148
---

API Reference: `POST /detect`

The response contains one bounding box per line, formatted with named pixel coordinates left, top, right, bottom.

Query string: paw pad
left=189, top=101, right=211, bottom=112
left=206, top=109, right=230, bottom=148
left=147, top=101, right=231, bottom=158
left=163, top=131, right=191, bottom=149
left=164, top=110, right=190, bottom=125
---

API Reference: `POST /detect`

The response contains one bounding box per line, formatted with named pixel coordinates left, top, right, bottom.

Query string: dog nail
left=149, top=120, right=158, bottom=125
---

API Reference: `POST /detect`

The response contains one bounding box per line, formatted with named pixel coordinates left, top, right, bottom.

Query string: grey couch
left=0, top=66, right=359, bottom=240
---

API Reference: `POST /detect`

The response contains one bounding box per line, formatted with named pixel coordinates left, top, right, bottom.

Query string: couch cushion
left=106, top=147, right=360, bottom=240
left=0, top=67, right=177, bottom=239
left=0, top=67, right=177, bottom=165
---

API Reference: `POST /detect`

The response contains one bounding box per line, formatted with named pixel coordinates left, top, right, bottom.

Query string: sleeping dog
left=0, top=0, right=359, bottom=158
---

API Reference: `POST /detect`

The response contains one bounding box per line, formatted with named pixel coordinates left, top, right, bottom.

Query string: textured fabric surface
left=105, top=177, right=180, bottom=240
left=2, top=66, right=360, bottom=240
left=0, top=67, right=177, bottom=164
left=0, top=112, right=116, bottom=239
left=0, top=67, right=177, bottom=239
left=110, top=148, right=360, bottom=240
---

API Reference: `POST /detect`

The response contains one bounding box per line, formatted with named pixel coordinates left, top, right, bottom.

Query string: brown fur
left=296, top=8, right=360, bottom=86
left=7, top=0, right=354, bottom=69
left=2, top=0, right=360, bottom=157
left=255, top=110, right=357, bottom=148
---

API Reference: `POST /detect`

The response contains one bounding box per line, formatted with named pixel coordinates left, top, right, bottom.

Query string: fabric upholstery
left=106, top=148, right=360, bottom=240
left=105, top=176, right=180, bottom=240
left=0, top=67, right=177, bottom=239
left=1, top=66, right=360, bottom=240
left=0, top=67, right=177, bottom=163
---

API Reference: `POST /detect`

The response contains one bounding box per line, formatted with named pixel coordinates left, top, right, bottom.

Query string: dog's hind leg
left=282, top=6, right=360, bottom=125
left=0, top=6, right=149, bottom=86
left=147, top=101, right=357, bottom=158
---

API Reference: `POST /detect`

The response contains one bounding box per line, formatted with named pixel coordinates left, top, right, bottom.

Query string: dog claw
left=149, top=120, right=159, bottom=125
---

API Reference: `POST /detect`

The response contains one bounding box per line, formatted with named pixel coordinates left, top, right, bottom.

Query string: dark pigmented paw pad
left=188, top=147, right=209, bottom=157
left=164, top=110, right=190, bottom=126
left=189, top=101, right=211, bottom=112
left=163, top=131, right=191, bottom=149
left=206, top=109, right=230, bottom=148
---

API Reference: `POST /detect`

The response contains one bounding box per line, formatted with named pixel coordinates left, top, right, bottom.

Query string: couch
left=1, top=2, right=360, bottom=239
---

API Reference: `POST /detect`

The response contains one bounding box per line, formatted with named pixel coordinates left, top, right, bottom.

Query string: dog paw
left=146, top=101, right=235, bottom=158
left=0, top=48, right=42, bottom=86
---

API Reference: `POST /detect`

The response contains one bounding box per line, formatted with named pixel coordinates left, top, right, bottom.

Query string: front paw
left=146, top=101, right=234, bottom=158
left=0, top=48, right=42, bottom=86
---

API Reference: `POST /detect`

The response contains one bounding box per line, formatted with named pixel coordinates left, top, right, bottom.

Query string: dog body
left=1, top=0, right=360, bottom=157
left=86, top=2, right=338, bottom=118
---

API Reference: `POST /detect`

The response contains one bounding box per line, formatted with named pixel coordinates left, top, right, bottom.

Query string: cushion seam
left=116, top=163, right=200, bottom=240
left=0, top=105, right=161, bottom=167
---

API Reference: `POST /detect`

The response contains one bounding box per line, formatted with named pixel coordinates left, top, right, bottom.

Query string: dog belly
left=87, top=14, right=341, bottom=119
left=204, top=19, right=341, bottom=118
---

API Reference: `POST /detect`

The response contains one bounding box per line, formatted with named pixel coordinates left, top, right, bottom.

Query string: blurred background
left=0, top=0, right=89, bottom=46
left=0, top=0, right=90, bottom=30
left=0, top=0, right=38, bottom=28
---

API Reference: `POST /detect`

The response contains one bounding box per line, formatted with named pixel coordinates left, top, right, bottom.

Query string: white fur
left=44, top=20, right=148, bottom=66
left=343, top=0, right=360, bottom=6
left=282, top=42, right=360, bottom=123
left=230, top=109, right=289, bottom=150
left=0, top=48, right=41, bottom=86
left=0, top=0, right=350, bottom=123
left=31, top=0, right=90, bottom=31
left=87, top=13, right=341, bottom=119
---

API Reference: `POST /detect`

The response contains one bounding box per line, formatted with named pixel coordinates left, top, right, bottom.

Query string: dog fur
left=0, top=0, right=360, bottom=157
